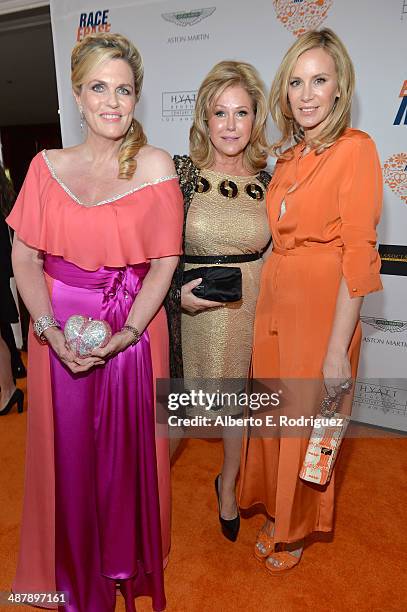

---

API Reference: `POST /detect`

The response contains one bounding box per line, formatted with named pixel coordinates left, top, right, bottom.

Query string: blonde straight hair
left=190, top=61, right=269, bottom=173
left=269, top=28, right=355, bottom=158
left=71, top=33, right=147, bottom=179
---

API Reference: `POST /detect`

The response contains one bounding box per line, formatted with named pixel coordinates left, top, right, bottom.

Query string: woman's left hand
left=90, top=330, right=135, bottom=360
left=322, top=349, right=352, bottom=398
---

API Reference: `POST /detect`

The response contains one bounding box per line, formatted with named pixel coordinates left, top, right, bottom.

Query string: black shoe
left=0, top=388, right=24, bottom=416
left=214, top=474, right=240, bottom=542
left=12, top=362, right=27, bottom=379
left=12, top=352, right=27, bottom=379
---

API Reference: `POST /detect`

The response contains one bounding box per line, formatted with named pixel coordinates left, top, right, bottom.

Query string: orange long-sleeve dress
left=238, top=128, right=383, bottom=543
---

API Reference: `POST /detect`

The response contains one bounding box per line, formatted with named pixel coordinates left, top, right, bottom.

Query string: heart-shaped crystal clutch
left=64, top=315, right=112, bottom=357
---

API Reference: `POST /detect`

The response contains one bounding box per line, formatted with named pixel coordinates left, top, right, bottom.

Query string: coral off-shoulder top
left=6, top=151, right=184, bottom=270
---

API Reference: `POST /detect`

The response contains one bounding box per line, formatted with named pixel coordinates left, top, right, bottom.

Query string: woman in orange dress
left=239, top=28, right=383, bottom=572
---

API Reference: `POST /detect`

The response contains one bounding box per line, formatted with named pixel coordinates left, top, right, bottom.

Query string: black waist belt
left=184, top=252, right=263, bottom=264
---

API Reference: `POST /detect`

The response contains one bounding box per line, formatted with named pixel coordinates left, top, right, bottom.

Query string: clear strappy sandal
left=254, top=521, right=275, bottom=561
left=265, top=545, right=303, bottom=574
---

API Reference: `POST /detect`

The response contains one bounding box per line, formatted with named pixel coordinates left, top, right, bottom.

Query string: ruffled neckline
left=41, top=150, right=177, bottom=208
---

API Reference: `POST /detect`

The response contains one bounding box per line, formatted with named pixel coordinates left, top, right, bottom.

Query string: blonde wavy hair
left=269, top=28, right=355, bottom=159
left=190, top=61, right=269, bottom=173
left=71, top=32, right=147, bottom=179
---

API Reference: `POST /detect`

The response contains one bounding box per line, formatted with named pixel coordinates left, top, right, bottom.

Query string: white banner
left=49, top=0, right=407, bottom=430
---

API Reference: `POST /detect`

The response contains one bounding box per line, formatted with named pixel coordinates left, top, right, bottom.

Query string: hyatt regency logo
left=354, top=380, right=407, bottom=417
left=162, top=91, right=197, bottom=119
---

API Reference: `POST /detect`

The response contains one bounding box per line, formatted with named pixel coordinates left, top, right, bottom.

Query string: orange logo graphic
left=383, top=153, right=407, bottom=204
left=273, top=0, right=333, bottom=37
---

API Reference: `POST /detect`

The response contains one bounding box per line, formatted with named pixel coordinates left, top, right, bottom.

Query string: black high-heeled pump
left=0, top=388, right=24, bottom=416
left=214, top=474, right=240, bottom=542
left=12, top=355, right=27, bottom=379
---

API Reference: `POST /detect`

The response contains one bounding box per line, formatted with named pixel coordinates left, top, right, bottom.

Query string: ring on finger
left=340, top=379, right=352, bottom=391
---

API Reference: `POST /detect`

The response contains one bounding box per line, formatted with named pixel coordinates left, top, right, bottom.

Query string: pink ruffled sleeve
left=6, top=151, right=183, bottom=269
left=126, top=178, right=184, bottom=261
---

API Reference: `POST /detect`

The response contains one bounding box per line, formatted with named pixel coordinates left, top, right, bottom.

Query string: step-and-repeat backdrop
left=49, top=0, right=407, bottom=430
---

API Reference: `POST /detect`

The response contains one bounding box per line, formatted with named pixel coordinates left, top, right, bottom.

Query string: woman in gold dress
left=166, top=61, right=271, bottom=541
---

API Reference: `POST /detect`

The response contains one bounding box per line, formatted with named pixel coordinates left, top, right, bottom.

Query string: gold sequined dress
left=182, top=168, right=271, bottom=414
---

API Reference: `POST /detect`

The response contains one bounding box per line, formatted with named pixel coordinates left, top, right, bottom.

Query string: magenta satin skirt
left=44, top=255, right=165, bottom=612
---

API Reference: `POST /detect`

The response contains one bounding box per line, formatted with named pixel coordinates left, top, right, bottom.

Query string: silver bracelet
left=33, top=314, right=60, bottom=343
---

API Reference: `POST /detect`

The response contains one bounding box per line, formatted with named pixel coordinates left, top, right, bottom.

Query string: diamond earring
left=79, top=107, right=85, bottom=130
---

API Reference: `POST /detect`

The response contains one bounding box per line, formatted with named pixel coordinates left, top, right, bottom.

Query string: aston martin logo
left=361, top=317, right=407, bottom=333
left=162, top=7, right=216, bottom=27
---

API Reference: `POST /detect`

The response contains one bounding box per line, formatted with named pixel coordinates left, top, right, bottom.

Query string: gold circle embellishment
left=245, top=183, right=264, bottom=200
left=219, top=179, right=238, bottom=199
left=195, top=177, right=211, bottom=193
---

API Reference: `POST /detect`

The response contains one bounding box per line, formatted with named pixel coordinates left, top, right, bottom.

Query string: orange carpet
left=1, top=376, right=407, bottom=611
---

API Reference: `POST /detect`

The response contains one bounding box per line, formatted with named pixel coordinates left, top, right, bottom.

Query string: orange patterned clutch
left=299, top=395, right=351, bottom=486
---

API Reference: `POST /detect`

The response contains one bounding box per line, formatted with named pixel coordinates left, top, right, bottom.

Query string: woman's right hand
left=181, top=278, right=224, bottom=314
left=43, top=327, right=105, bottom=373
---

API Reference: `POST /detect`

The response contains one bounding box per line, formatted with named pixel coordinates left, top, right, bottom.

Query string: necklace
left=195, top=176, right=264, bottom=200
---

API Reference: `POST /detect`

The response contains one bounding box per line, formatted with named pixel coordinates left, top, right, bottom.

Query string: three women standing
left=239, top=28, right=382, bottom=572
left=7, top=23, right=383, bottom=612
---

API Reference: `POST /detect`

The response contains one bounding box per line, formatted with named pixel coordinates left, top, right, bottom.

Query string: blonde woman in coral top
left=239, top=29, right=382, bottom=573
left=7, top=34, right=182, bottom=611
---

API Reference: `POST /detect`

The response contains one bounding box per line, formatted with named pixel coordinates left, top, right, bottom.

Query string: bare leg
left=259, top=518, right=275, bottom=537
left=0, top=331, right=16, bottom=409
left=219, top=429, right=242, bottom=519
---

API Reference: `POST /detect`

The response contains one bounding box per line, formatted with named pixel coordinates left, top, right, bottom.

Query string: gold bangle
left=121, top=324, right=141, bottom=345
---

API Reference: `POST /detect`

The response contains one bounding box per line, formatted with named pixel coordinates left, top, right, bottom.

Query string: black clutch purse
left=183, top=266, right=242, bottom=302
